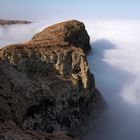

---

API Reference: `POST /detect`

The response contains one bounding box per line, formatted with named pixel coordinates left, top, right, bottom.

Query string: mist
left=84, top=20, right=140, bottom=140
left=0, top=21, right=49, bottom=48
left=1, top=20, right=140, bottom=140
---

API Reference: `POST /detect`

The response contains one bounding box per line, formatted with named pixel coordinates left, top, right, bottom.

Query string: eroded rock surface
left=31, top=20, right=91, bottom=53
left=0, top=20, right=104, bottom=139
left=0, top=121, right=77, bottom=140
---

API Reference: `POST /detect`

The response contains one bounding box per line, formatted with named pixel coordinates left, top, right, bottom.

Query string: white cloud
left=85, top=20, right=140, bottom=105
left=0, top=21, right=49, bottom=48
left=85, top=20, right=140, bottom=140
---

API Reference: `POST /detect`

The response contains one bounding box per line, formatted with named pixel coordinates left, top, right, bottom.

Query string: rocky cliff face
left=0, top=20, right=104, bottom=139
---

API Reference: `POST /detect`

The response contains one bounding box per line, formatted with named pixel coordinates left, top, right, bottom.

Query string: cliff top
left=0, top=20, right=91, bottom=55
left=31, top=20, right=91, bottom=53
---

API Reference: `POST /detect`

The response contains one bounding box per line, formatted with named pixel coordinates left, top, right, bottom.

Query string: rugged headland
left=0, top=19, right=31, bottom=25
left=0, top=20, right=104, bottom=140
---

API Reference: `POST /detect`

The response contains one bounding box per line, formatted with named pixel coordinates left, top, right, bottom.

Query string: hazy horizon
left=0, top=0, right=140, bottom=21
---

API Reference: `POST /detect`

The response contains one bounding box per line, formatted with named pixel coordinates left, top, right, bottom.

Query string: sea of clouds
left=85, top=20, right=140, bottom=140
left=1, top=20, right=140, bottom=140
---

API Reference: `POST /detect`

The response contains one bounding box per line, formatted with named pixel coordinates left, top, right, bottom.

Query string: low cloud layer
left=1, top=20, right=140, bottom=140
left=85, top=20, right=140, bottom=140
left=0, top=21, right=49, bottom=48
left=86, top=20, right=140, bottom=105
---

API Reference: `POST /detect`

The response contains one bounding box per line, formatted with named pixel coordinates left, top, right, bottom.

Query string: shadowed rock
left=0, top=121, right=77, bottom=140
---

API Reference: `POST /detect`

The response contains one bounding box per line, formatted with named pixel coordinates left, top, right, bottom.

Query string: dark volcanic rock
left=0, top=20, right=104, bottom=139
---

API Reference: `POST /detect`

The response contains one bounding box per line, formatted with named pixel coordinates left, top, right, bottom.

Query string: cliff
left=0, top=20, right=104, bottom=140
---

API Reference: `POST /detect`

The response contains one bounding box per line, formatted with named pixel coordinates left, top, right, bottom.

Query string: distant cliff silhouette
left=0, top=19, right=31, bottom=25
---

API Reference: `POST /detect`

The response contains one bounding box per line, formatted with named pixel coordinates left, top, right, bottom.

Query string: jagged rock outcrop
left=0, top=20, right=104, bottom=139
left=31, top=20, right=91, bottom=53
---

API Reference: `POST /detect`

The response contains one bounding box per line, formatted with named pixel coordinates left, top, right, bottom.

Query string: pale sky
left=0, top=0, right=140, bottom=21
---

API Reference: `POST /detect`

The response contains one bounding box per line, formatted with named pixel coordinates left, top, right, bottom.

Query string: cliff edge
left=0, top=20, right=104, bottom=140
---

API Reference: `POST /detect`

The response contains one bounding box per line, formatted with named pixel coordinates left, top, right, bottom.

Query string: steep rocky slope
left=0, top=20, right=104, bottom=139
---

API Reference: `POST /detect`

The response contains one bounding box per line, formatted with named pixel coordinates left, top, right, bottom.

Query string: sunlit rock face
left=31, top=20, right=91, bottom=53
left=0, top=20, right=104, bottom=139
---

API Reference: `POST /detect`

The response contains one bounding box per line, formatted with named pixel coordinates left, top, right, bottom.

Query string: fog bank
left=0, top=21, right=49, bottom=48
left=84, top=20, right=140, bottom=140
